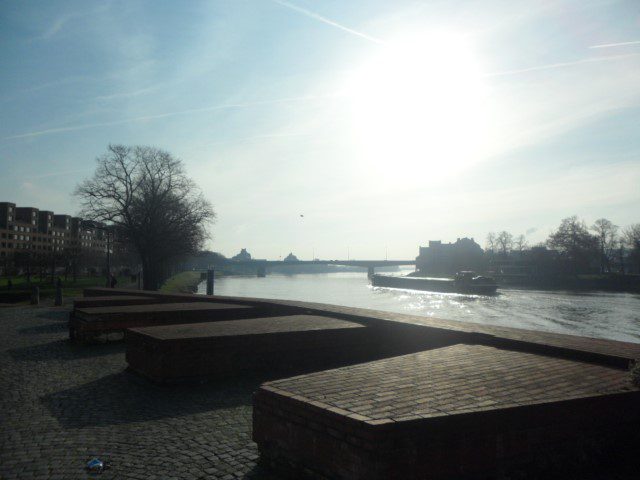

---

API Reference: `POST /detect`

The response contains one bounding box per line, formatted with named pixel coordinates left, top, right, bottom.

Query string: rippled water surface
left=198, top=269, right=640, bottom=343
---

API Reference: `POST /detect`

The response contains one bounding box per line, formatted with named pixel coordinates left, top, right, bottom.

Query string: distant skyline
left=1, top=0, right=639, bottom=260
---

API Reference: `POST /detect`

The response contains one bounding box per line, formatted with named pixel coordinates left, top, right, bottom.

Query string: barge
left=372, top=271, right=499, bottom=295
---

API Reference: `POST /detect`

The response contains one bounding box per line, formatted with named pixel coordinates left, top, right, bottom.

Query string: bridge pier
left=367, top=266, right=375, bottom=278
left=257, top=265, right=266, bottom=277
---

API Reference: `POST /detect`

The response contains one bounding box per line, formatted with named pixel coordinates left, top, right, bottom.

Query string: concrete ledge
left=69, top=302, right=259, bottom=343
left=253, top=344, right=640, bottom=480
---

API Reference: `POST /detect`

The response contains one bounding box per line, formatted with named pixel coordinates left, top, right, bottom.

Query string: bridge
left=202, top=259, right=417, bottom=277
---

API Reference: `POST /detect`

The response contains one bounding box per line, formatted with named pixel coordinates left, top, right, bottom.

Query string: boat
left=371, top=271, right=499, bottom=295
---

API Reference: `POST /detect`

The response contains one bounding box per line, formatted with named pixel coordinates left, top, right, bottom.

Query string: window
left=8, top=215, right=12, bottom=221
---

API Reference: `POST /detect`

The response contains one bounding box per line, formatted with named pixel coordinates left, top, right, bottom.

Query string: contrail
left=485, top=52, right=640, bottom=78
left=271, top=0, right=384, bottom=45
left=1, top=95, right=333, bottom=141
left=31, top=168, right=93, bottom=179
left=590, top=40, right=640, bottom=49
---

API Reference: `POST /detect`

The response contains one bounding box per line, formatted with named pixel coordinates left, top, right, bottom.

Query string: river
left=197, top=269, right=640, bottom=343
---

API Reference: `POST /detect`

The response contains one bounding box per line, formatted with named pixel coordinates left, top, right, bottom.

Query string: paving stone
left=0, top=304, right=280, bottom=479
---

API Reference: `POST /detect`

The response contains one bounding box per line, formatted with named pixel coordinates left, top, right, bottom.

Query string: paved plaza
left=0, top=303, right=277, bottom=480
left=1, top=300, right=639, bottom=479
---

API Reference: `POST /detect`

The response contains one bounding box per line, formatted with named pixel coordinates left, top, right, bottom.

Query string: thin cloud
left=271, top=0, right=384, bottom=45
left=2, top=94, right=336, bottom=142
left=590, top=40, right=640, bottom=49
left=40, top=16, right=70, bottom=40
left=485, top=52, right=640, bottom=78
left=95, top=87, right=158, bottom=101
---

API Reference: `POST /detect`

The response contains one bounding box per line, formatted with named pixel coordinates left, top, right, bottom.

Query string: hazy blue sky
left=1, top=0, right=639, bottom=259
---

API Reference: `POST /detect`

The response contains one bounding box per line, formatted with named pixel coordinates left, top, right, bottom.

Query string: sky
left=1, top=0, right=639, bottom=260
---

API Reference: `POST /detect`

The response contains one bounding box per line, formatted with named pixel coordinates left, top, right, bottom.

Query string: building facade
left=415, top=238, right=485, bottom=275
left=0, top=201, right=113, bottom=275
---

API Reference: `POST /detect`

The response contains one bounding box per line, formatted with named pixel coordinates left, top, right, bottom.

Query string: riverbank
left=160, top=271, right=202, bottom=293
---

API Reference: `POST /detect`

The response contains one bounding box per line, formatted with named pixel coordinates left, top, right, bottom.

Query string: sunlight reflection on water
left=198, top=271, right=640, bottom=343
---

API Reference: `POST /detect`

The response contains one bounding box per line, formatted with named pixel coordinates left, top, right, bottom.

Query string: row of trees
left=486, top=231, right=528, bottom=256
left=487, top=216, right=640, bottom=274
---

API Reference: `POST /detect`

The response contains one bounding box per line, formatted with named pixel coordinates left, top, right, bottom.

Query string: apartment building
left=0, top=201, right=110, bottom=264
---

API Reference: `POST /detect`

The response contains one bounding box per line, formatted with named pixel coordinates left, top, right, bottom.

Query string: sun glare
left=345, top=32, right=489, bottom=184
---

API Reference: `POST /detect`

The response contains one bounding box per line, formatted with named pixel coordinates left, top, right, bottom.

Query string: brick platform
left=69, top=302, right=258, bottom=343
left=253, top=344, right=640, bottom=480
left=73, top=295, right=158, bottom=309
left=126, top=315, right=389, bottom=383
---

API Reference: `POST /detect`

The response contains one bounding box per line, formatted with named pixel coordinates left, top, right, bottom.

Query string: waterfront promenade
left=1, top=292, right=639, bottom=479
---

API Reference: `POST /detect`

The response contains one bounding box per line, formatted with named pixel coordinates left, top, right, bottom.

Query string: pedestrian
left=110, top=274, right=117, bottom=288
left=7, top=279, right=12, bottom=291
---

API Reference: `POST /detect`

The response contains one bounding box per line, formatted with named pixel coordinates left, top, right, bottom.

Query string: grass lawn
left=0, top=275, right=132, bottom=300
left=160, top=271, right=202, bottom=293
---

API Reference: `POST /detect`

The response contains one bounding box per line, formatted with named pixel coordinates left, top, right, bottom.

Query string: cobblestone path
left=0, top=304, right=278, bottom=479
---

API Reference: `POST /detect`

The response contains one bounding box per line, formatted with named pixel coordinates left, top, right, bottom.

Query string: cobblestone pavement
left=0, top=303, right=279, bottom=479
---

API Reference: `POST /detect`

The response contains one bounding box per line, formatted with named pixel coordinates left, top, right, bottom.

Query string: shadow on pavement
left=242, top=463, right=281, bottom=480
left=8, top=339, right=125, bottom=361
left=18, top=322, right=68, bottom=335
left=42, top=370, right=259, bottom=428
left=36, top=309, right=71, bottom=321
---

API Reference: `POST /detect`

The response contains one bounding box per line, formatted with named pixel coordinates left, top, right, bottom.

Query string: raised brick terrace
left=126, top=315, right=368, bottom=383
left=70, top=302, right=259, bottom=343
left=254, top=344, right=640, bottom=479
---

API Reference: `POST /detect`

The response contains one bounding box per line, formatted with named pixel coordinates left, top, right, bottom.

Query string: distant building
left=416, top=238, right=484, bottom=275
left=283, top=252, right=299, bottom=262
left=232, top=248, right=252, bottom=261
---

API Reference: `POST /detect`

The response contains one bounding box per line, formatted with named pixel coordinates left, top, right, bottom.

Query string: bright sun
left=345, top=31, right=490, bottom=184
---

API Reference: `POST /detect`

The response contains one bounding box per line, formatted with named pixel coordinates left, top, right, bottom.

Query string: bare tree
left=514, top=234, right=528, bottom=252
left=75, top=145, right=215, bottom=290
left=485, top=232, right=496, bottom=254
left=623, top=223, right=640, bottom=273
left=590, top=218, right=618, bottom=273
left=496, top=231, right=513, bottom=257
